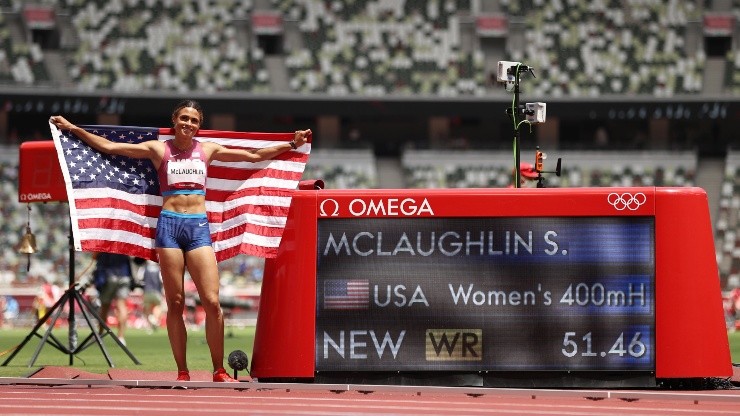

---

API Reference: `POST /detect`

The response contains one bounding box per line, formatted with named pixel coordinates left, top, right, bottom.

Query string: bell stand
left=2, top=207, right=140, bottom=367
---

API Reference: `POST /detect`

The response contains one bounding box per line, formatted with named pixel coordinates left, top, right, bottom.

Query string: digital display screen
left=315, top=217, right=655, bottom=372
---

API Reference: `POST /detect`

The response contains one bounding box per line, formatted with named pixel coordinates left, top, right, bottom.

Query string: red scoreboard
left=18, top=141, right=67, bottom=202
left=251, top=187, right=732, bottom=388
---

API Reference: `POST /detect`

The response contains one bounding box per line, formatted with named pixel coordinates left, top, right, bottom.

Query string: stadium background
left=0, top=0, right=739, bottom=327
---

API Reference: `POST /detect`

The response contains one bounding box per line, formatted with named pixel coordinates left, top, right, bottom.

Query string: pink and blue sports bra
left=157, top=140, right=208, bottom=196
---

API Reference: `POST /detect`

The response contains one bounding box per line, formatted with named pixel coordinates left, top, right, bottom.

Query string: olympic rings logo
left=607, top=192, right=647, bottom=211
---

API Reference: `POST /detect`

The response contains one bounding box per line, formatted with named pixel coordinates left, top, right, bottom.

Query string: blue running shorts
left=155, top=210, right=213, bottom=252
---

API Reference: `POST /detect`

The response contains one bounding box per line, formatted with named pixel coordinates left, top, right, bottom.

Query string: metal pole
left=513, top=71, right=521, bottom=188
left=68, top=218, right=77, bottom=365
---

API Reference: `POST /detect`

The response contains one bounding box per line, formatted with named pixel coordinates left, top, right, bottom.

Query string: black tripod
left=2, top=218, right=140, bottom=367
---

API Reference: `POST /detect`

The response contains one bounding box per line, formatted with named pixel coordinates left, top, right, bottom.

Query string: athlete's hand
left=293, top=129, right=312, bottom=147
left=49, top=115, right=76, bottom=131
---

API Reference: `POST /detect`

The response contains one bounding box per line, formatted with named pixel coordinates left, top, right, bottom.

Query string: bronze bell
left=19, top=204, right=37, bottom=272
left=19, top=225, right=38, bottom=254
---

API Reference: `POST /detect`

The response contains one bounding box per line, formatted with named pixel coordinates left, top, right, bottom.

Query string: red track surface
left=1, top=373, right=740, bottom=415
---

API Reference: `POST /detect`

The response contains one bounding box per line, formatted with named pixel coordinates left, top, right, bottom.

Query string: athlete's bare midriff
left=162, top=194, right=207, bottom=214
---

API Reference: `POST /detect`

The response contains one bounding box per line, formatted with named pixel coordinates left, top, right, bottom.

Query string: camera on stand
left=525, top=102, right=546, bottom=124
left=497, top=61, right=537, bottom=92
left=496, top=60, right=558, bottom=188
left=496, top=61, right=522, bottom=82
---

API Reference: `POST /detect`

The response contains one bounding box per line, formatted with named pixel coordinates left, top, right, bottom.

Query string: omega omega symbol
left=319, top=198, right=340, bottom=217
left=607, top=192, right=646, bottom=211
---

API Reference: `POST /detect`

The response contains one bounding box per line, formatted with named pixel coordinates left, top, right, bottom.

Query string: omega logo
left=319, top=198, right=434, bottom=217
left=319, top=198, right=340, bottom=217
left=607, top=192, right=647, bottom=211
left=20, top=192, right=53, bottom=201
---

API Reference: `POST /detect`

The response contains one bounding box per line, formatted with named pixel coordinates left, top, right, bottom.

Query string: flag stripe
left=216, top=244, right=277, bottom=259
left=213, top=220, right=288, bottom=239
left=216, top=203, right=291, bottom=222
left=78, top=218, right=157, bottom=238
left=75, top=198, right=162, bottom=218
left=206, top=192, right=293, bottom=208
left=51, top=122, right=310, bottom=262
left=207, top=165, right=306, bottom=181
left=205, top=188, right=294, bottom=204
left=206, top=176, right=300, bottom=193
left=79, top=228, right=156, bottom=248
left=81, top=240, right=157, bottom=260
left=214, top=231, right=282, bottom=250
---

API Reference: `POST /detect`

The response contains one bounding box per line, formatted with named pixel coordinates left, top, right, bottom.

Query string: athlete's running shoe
left=176, top=370, right=190, bottom=381
left=213, top=368, right=238, bottom=382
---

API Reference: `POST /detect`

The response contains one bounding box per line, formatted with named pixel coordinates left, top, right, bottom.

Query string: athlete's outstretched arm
left=209, top=129, right=311, bottom=163
left=50, top=115, right=161, bottom=160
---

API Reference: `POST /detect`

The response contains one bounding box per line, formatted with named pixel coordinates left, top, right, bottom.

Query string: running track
left=1, top=378, right=740, bottom=415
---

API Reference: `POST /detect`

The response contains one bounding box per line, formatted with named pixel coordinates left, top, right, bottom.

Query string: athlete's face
left=173, top=107, right=201, bottom=138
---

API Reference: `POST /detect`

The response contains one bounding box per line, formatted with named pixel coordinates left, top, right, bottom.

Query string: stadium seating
left=45, top=0, right=270, bottom=92
left=716, top=150, right=740, bottom=289
left=303, top=148, right=378, bottom=189
left=401, top=149, right=696, bottom=188
left=0, top=9, right=52, bottom=85
left=273, top=0, right=707, bottom=96
left=402, top=150, right=512, bottom=188
left=0, top=0, right=724, bottom=96
left=501, top=0, right=704, bottom=97
left=280, top=0, right=486, bottom=96
left=727, top=50, right=740, bottom=95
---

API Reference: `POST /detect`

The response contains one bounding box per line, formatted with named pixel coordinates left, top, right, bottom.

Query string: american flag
left=49, top=122, right=311, bottom=261
left=323, top=279, right=370, bottom=310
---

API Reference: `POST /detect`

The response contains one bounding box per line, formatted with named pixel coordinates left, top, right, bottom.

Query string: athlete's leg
left=157, top=247, right=188, bottom=372
left=184, top=245, right=224, bottom=371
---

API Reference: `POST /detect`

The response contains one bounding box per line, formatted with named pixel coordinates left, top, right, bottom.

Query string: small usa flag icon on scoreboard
left=324, top=279, right=370, bottom=310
